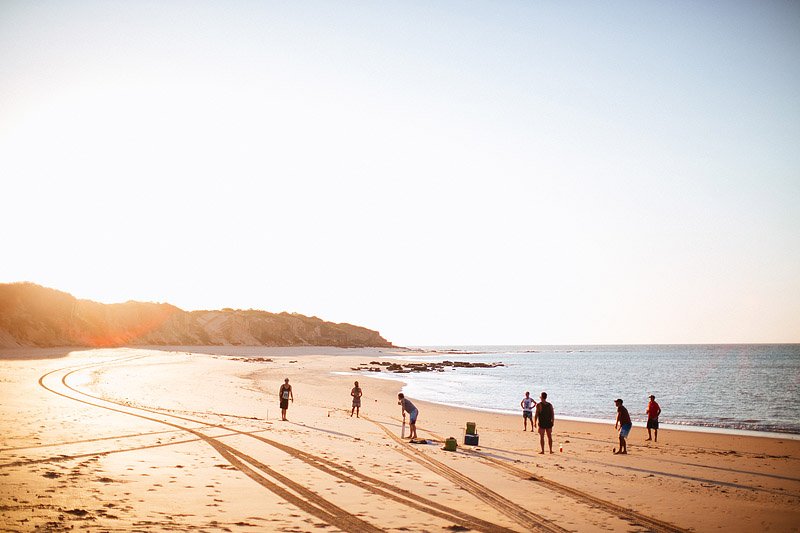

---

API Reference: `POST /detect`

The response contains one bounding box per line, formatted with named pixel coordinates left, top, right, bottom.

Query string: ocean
left=364, top=344, right=800, bottom=437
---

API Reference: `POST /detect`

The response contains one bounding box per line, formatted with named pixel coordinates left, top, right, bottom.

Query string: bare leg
left=538, top=431, right=545, bottom=454
left=654, top=429, right=658, bottom=442
left=410, top=422, right=417, bottom=439
left=646, top=428, right=652, bottom=441
left=547, top=429, right=553, bottom=453
left=356, top=407, right=359, bottom=418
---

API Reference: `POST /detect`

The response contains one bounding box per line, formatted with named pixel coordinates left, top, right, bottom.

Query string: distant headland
left=0, top=282, right=392, bottom=349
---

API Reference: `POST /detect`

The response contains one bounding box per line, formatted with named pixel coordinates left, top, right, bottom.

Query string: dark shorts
left=538, top=425, right=552, bottom=434
left=280, top=399, right=289, bottom=410
left=647, top=419, right=659, bottom=429
left=523, top=411, right=533, bottom=420
left=352, top=398, right=361, bottom=408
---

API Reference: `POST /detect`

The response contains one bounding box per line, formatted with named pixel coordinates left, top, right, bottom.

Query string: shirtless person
left=351, top=381, right=363, bottom=418
left=520, top=391, right=536, bottom=431
left=646, top=395, right=661, bottom=442
left=614, top=398, right=632, bottom=454
left=534, top=392, right=554, bottom=454
left=279, top=378, right=293, bottom=421
left=398, top=393, right=418, bottom=440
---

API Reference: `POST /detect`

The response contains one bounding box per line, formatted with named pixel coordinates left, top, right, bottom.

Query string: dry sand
left=1, top=346, right=798, bottom=532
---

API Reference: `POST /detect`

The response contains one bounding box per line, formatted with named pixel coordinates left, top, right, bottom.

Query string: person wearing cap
left=614, top=398, right=632, bottom=454
left=646, top=395, right=661, bottom=442
left=534, top=392, right=555, bottom=454
left=279, top=378, right=293, bottom=421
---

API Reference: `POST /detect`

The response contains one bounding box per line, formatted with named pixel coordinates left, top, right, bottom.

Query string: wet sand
left=1, top=347, right=798, bottom=532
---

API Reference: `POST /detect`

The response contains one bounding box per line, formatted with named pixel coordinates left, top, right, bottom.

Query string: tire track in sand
left=235, top=429, right=518, bottom=532
left=364, top=416, right=569, bottom=533
left=461, top=448, right=689, bottom=533
left=0, top=428, right=198, bottom=452
left=57, top=361, right=524, bottom=533
left=0, top=429, right=267, bottom=468
left=39, top=363, right=382, bottom=533
left=409, top=421, right=689, bottom=533
left=41, top=357, right=529, bottom=532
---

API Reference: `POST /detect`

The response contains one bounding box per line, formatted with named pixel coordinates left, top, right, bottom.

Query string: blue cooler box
left=464, top=434, right=479, bottom=446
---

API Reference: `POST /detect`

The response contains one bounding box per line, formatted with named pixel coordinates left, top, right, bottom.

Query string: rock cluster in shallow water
left=350, top=360, right=504, bottom=373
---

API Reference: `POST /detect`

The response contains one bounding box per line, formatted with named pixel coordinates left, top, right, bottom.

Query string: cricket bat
left=401, top=418, right=406, bottom=439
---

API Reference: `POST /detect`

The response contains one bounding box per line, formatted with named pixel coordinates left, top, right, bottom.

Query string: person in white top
left=520, top=391, right=537, bottom=431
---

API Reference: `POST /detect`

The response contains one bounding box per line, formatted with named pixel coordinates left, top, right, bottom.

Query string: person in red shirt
left=646, top=395, right=661, bottom=442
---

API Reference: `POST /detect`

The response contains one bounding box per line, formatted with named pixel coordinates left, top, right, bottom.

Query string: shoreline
left=4, top=344, right=795, bottom=440
left=2, top=346, right=799, bottom=532
left=414, top=399, right=800, bottom=442
left=334, top=369, right=800, bottom=442
left=374, top=344, right=800, bottom=438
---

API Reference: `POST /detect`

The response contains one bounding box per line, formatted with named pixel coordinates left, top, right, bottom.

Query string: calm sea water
left=374, top=344, right=800, bottom=436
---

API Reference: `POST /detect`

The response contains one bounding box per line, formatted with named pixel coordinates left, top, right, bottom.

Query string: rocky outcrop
left=352, top=360, right=504, bottom=373
left=0, top=282, right=392, bottom=349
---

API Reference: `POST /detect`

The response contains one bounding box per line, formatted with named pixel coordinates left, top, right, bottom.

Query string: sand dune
left=1, top=347, right=798, bottom=532
left=0, top=283, right=392, bottom=348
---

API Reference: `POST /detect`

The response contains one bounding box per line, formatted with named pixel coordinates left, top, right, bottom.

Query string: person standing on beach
left=521, top=391, right=536, bottom=431
left=534, top=392, right=554, bottom=454
left=614, top=398, right=632, bottom=454
left=646, top=395, right=661, bottom=442
left=398, top=393, right=418, bottom=440
left=351, top=381, right=363, bottom=418
left=279, top=378, right=293, bottom=421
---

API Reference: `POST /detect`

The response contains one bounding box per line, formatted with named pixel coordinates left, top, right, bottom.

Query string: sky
left=1, top=1, right=799, bottom=346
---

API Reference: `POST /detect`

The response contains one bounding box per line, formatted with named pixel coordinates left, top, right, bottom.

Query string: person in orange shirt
left=646, top=395, right=661, bottom=442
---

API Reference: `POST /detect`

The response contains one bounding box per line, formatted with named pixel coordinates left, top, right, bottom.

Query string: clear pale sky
left=2, top=1, right=798, bottom=346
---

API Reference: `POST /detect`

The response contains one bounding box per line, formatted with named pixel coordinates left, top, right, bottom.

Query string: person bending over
left=398, top=393, right=418, bottom=440
left=614, top=398, right=632, bottom=454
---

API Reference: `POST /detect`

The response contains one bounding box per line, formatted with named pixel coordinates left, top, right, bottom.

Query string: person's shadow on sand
left=284, top=421, right=360, bottom=440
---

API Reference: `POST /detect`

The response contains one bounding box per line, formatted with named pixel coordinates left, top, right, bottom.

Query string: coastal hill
left=0, top=283, right=392, bottom=349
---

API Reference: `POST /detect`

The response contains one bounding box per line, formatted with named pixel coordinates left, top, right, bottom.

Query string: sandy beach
left=1, top=347, right=798, bottom=532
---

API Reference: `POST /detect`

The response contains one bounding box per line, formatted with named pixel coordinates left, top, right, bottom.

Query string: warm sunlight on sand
left=2, top=347, right=798, bottom=531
